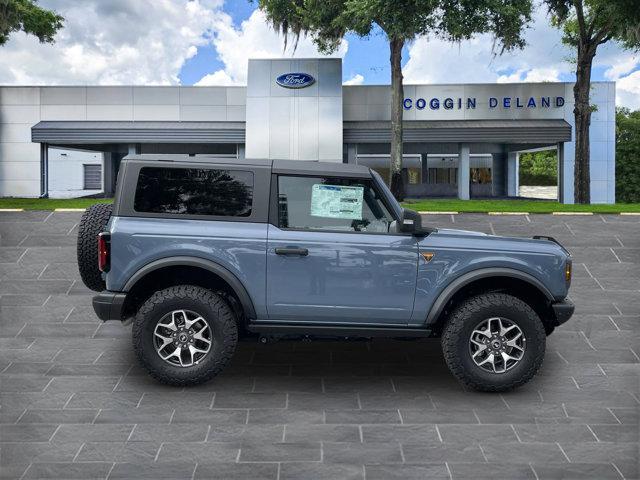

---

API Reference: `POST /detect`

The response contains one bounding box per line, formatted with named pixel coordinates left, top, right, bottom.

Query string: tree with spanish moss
left=544, top=0, right=640, bottom=204
left=257, top=0, right=533, bottom=200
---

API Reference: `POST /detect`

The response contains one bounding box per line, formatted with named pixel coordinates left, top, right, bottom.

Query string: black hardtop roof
left=122, top=154, right=372, bottom=177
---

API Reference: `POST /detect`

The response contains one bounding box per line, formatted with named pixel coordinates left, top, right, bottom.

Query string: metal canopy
left=32, top=121, right=246, bottom=144
left=32, top=119, right=571, bottom=145
left=343, top=119, right=572, bottom=144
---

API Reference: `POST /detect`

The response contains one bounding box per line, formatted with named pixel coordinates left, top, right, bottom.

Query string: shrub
left=616, top=108, right=640, bottom=203
left=519, top=150, right=558, bottom=186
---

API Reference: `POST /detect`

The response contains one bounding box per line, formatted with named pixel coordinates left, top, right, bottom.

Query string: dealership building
left=0, top=58, right=616, bottom=203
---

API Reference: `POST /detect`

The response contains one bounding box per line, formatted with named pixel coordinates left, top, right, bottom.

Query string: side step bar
left=247, top=323, right=432, bottom=338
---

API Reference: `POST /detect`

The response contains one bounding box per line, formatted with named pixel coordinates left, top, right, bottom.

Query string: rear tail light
left=98, top=232, right=111, bottom=272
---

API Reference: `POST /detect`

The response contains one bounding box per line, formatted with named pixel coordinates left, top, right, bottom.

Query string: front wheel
left=132, top=285, right=238, bottom=386
left=441, top=293, right=545, bottom=392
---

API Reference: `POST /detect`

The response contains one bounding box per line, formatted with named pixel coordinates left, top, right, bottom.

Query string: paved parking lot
left=0, top=211, right=638, bottom=480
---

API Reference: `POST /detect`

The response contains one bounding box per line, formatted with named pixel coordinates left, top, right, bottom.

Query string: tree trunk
left=573, top=46, right=595, bottom=204
left=389, top=37, right=405, bottom=201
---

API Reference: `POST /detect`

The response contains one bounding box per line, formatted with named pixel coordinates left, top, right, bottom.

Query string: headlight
left=564, top=259, right=572, bottom=287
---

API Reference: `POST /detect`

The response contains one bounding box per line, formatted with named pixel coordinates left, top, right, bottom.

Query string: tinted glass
left=278, top=176, right=394, bottom=233
left=134, top=167, right=253, bottom=217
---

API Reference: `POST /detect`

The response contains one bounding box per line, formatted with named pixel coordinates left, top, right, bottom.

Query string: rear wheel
left=77, top=203, right=112, bottom=292
left=441, top=293, right=545, bottom=392
left=132, top=285, right=237, bottom=386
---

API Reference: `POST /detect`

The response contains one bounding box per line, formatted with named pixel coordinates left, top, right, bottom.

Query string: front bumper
left=93, top=291, right=126, bottom=321
left=551, top=299, right=575, bottom=326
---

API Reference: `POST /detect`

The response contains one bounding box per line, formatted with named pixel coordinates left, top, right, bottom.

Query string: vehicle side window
left=277, top=175, right=394, bottom=233
left=134, top=167, right=253, bottom=217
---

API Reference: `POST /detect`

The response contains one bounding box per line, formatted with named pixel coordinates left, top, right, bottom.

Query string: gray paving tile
left=285, top=424, right=360, bottom=442
left=247, top=408, right=324, bottom=424
left=531, top=462, right=624, bottom=480
left=51, top=424, right=134, bottom=443
left=361, top=424, right=439, bottom=443
left=324, top=409, right=401, bottom=424
left=129, top=423, right=209, bottom=442
left=480, top=441, right=567, bottom=463
left=206, top=424, right=284, bottom=443
left=322, top=442, right=402, bottom=464
left=365, top=464, right=449, bottom=480
left=438, top=424, right=518, bottom=443
left=589, top=424, right=639, bottom=442
left=0, top=424, right=58, bottom=442
left=22, top=462, right=113, bottom=479
left=238, top=441, right=321, bottom=462
left=18, top=408, right=97, bottom=424
left=94, top=407, right=174, bottom=424
left=279, top=463, right=364, bottom=480
left=402, top=441, right=485, bottom=463
left=448, top=462, right=536, bottom=479
left=0, top=442, right=82, bottom=465
left=108, top=462, right=196, bottom=479
left=514, top=424, right=598, bottom=442
left=75, top=441, right=161, bottom=463
left=155, top=442, right=240, bottom=463
left=194, top=463, right=278, bottom=480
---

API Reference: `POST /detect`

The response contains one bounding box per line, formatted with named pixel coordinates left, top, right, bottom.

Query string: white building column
left=507, top=151, right=519, bottom=197
left=457, top=143, right=470, bottom=200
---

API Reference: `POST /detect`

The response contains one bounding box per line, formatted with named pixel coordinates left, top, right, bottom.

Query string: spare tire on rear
left=77, top=203, right=113, bottom=292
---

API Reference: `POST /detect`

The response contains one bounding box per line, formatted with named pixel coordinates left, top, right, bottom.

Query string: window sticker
left=310, top=184, right=364, bottom=220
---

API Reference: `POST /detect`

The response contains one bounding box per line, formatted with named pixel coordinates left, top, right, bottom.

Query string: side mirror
left=400, top=209, right=424, bottom=235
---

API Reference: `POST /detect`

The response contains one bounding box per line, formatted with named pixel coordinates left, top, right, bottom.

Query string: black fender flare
left=123, top=256, right=257, bottom=319
left=424, top=267, right=555, bottom=325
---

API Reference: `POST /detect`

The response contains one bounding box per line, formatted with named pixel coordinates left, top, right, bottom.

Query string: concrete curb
left=0, top=208, right=24, bottom=212
left=54, top=208, right=86, bottom=212
left=552, top=212, right=594, bottom=215
left=488, top=212, right=529, bottom=215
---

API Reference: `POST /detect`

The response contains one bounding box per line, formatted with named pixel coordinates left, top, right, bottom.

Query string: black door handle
left=275, top=247, right=309, bottom=256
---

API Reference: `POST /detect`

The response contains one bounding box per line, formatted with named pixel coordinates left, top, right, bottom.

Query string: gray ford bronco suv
left=77, top=154, right=574, bottom=391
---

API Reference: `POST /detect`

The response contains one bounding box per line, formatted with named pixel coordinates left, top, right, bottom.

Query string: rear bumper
left=551, top=299, right=574, bottom=326
left=93, top=291, right=126, bottom=321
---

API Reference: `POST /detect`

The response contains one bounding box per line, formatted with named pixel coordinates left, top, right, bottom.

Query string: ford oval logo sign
left=276, top=72, right=315, bottom=89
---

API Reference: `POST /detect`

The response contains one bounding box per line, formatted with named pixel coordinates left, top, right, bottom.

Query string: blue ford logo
left=276, top=72, right=315, bottom=89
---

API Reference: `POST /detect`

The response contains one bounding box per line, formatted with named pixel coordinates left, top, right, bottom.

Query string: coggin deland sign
left=403, top=95, right=565, bottom=110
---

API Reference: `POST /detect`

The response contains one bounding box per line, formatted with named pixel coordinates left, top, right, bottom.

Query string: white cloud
left=343, top=74, right=364, bottom=85
left=497, top=67, right=561, bottom=83
left=402, top=8, right=639, bottom=108
left=616, top=70, right=640, bottom=110
left=403, top=10, right=571, bottom=85
left=0, top=0, right=224, bottom=85
left=196, top=9, right=348, bottom=86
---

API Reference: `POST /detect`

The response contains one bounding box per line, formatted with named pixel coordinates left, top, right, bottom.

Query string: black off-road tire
left=441, top=293, right=546, bottom=392
left=77, top=203, right=112, bottom=292
left=132, top=285, right=238, bottom=387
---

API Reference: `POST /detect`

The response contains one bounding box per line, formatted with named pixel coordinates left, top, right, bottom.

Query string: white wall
left=0, top=85, right=247, bottom=197
left=48, top=148, right=104, bottom=199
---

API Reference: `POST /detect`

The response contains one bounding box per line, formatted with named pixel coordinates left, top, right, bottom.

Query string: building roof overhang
left=32, top=119, right=571, bottom=145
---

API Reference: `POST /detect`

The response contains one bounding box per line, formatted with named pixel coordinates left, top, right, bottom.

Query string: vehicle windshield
left=370, top=169, right=403, bottom=219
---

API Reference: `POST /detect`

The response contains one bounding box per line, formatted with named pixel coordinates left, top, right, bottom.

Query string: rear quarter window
left=134, top=167, right=253, bottom=217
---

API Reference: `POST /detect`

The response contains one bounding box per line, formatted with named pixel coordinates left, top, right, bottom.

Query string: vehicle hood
left=423, top=228, right=569, bottom=257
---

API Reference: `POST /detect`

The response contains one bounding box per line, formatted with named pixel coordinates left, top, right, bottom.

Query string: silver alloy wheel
left=469, top=317, right=525, bottom=374
left=153, top=309, right=212, bottom=367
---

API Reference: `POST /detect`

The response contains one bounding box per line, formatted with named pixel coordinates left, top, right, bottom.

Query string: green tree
left=519, top=150, right=558, bottom=186
left=0, top=0, right=63, bottom=46
left=258, top=0, right=532, bottom=201
left=544, top=0, right=640, bottom=204
left=616, top=107, right=640, bottom=203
